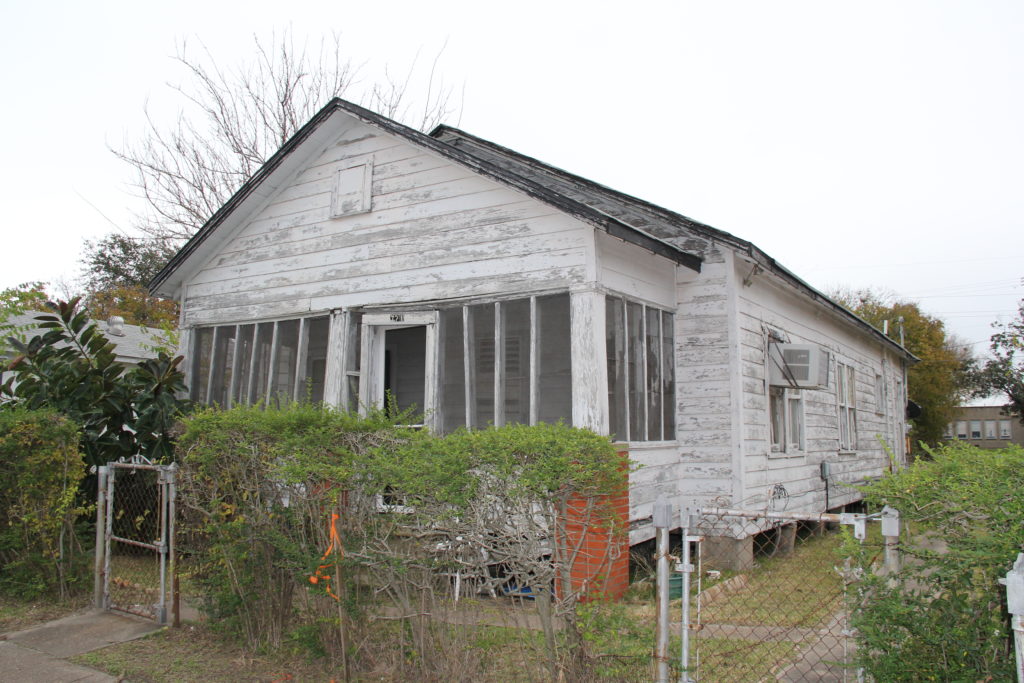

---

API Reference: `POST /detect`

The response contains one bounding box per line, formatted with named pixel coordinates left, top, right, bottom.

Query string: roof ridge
left=431, top=124, right=749, bottom=249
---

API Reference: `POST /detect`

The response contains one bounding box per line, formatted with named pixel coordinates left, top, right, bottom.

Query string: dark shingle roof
left=149, top=98, right=914, bottom=361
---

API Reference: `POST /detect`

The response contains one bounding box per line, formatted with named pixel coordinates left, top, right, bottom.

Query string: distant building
left=1, top=312, right=171, bottom=388
left=945, top=405, right=1024, bottom=448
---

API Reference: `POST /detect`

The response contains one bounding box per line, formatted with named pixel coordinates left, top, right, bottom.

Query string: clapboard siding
left=671, top=256, right=735, bottom=515
left=733, top=256, right=905, bottom=511
left=182, top=122, right=592, bottom=327
left=169, top=102, right=912, bottom=551
left=189, top=217, right=583, bottom=291
left=595, top=232, right=676, bottom=308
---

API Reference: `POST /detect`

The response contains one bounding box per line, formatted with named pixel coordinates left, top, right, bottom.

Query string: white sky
left=1, top=0, right=1021, bottom=357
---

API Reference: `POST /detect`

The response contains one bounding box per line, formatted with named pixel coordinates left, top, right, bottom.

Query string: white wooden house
left=151, top=99, right=914, bottom=565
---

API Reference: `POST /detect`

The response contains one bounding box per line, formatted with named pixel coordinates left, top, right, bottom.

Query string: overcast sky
left=1, top=0, right=1021, bottom=357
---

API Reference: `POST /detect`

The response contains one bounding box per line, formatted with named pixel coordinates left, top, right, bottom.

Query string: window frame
left=605, top=295, right=676, bottom=443
left=769, top=385, right=805, bottom=455
left=436, top=294, right=573, bottom=432
left=190, top=315, right=330, bottom=407
left=837, top=361, right=858, bottom=452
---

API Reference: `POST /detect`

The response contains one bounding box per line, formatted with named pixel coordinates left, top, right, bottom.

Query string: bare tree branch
left=113, top=29, right=460, bottom=251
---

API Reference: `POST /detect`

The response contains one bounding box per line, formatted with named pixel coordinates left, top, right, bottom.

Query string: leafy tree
left=1, top=298, right=189, bottom=465
left=77, top=233, right=179, bottom=327
left=113, top=30, right=458, bottom=250
left=81, top=233, right=177, bottom=291
left=833, top=288, right=973, bottom=450
left=84, top=284, right=178, bottom=329
left=0, top=282, right=48, bottom=355
left=974, top=297, right=1024, bottom=423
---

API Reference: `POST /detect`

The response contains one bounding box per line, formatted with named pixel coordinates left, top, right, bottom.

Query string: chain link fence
left=96, top=458, right=176, bottom=624
left=655, top=505, right=899, bottom=683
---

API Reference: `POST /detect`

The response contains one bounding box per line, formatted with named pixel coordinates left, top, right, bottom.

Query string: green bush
left=1, top=298, right=189, bottom=466
left=850, top=441, right=1024, bottom=680
left=175, top=403, right=624, bottom=678
left=0, top=408, right=89, bottom=598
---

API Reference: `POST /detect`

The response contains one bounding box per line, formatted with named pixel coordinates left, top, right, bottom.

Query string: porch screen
left=439, top=293, right=572, bottom=432
left=606, top=296, right=675, bottom=441
left=189, top=316, right=330, bottom=406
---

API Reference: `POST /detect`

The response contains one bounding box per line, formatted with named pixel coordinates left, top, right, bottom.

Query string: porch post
left=570, top=288, right=608, bottom=434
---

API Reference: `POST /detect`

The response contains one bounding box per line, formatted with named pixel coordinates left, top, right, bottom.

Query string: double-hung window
left=837, top=362, right=857, bottom=451
left=770, top=386, right=804, bottom=454
left=605, top=296, right=675, bottom=442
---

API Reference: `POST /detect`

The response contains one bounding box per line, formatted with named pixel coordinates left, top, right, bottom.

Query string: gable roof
left=430, top=125, right=917, bottom=361
left=150, top=98, right=701, bottom=296
left=149, top=97, right=914, bottom=361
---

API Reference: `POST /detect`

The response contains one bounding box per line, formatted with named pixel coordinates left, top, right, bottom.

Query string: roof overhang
left=150, top=98, right=702, bottom=298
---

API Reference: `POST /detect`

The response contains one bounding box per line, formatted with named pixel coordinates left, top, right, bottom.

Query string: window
left=874, top=373, right=886, bottom=415
left=955, top=421, right=968, bottom=439
left=770, top=386, right=804, bottom=453
left=837, top=362, right=857, bottom=451
left=943, top=423, right=954, bottom=440
left=969, top=420, right=982, bottom=439
left=437, top=293, right=572, bottom=432
left=999, top=420, right=1011, bottom=439
left=190, top=316, right=330, bottom=406
left=606, top=296, right=675, bottom=441
left=984, top=420, right=997, bottom=439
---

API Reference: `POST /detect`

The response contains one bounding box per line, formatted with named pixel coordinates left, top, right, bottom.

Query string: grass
left=700, top=529, right=846, bottom=628
left=9, top=528, right=862, bottom=682
left=73, top=621, right=343, bottom=682
left=0, top=592, right=92, bottom=634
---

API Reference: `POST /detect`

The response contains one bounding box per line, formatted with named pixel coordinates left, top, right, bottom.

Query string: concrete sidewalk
left=0, top=609, right=161, bottom=682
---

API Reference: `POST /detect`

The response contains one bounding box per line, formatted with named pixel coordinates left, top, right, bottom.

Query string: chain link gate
left=655, top=503, right=899, bottom=682
left=94, top=456, right=177, bottom=624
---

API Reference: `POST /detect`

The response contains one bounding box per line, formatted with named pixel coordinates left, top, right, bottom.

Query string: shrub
left=1, top=298, right=189, bottom=466
left=0, top=408, right=89, bottom=598
left=849, top=441, right=1024, bottom=680
left=175, top=404, right=625, bottom=678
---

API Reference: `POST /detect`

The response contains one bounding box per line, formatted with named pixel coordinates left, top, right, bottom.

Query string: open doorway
left=384, top=326, right=426, bottom=418
left=359, top=311, right=438, bottom=429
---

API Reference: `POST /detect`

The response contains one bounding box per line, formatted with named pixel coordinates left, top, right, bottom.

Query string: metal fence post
left=1000, top=552, right=1024, bottom=682
left=881, top=505, right=900, bottom=574
left=680, top=509, right=697, bottom=683
left=653, top=496, right=672, bottom=683
left=93, top=465, right=109, bottom=609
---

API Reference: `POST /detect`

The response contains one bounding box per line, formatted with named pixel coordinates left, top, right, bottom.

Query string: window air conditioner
left=769, top=343, right=830, bottom=389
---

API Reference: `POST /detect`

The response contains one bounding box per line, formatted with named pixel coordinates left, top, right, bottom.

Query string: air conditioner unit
left=769, top=343, right=830, bottom=389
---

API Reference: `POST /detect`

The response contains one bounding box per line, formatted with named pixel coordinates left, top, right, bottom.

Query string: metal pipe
left=700, top=507, right=849, bottom=523
left=653, top=497, right=671, bottom=683
left=168, top=463, right=178, bottom=628
left=680, top=513, right=696, bottom=683
left=93, top=466, right=108, bottom=609
left=103, top=466, right=115, bottom=610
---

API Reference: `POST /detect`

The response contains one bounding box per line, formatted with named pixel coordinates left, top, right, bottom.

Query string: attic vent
left=331, top=158, right=373, bottom=218
left=769, top=343, right=830, bottom=389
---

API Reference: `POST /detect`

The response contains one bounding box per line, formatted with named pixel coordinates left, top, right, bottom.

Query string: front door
left=359, top=311, right=438, bottom=429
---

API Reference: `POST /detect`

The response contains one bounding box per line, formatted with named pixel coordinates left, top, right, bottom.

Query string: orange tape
left=309, top=512, right=342, bottom=601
